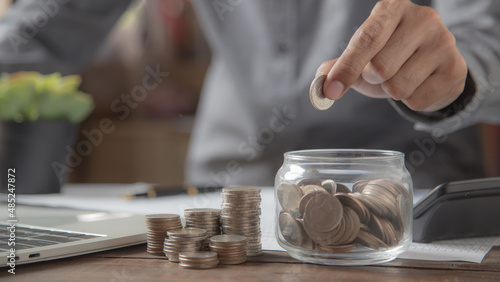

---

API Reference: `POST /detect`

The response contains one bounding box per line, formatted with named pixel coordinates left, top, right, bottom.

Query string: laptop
left=0, top=203, right=147, bottom=265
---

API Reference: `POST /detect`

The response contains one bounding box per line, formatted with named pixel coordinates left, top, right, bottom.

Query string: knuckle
left=417, top=7, right=448, bottom=46
left=355, top=19, right=384, bottom=50
left=383, top=78, right=412, bottom=100
left=375, top=0, right=406, bottom=15
left=370, top=57, right=394, bottom=81
left=447, top=73, right=467, bottom=97
left=438, top=29, right=456, bottom=49
left=418, top=6, right=441, bottom=23
left=450, top=55, right=467, bottom=76
left=442, top=52, right=467, bottom=82
left=337, top=59, right=362, bottom=81
left=404, top=96, right=427, bottom=111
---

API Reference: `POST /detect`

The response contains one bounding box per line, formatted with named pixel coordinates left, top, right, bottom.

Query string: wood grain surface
left=1, top=245, right=499, bottom=281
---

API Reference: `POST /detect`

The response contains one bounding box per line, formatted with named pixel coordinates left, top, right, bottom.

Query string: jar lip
left=284, top=149, right=404, bottom=161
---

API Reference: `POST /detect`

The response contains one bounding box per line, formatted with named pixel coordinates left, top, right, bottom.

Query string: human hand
left=316, top=0, right=468, bottom=112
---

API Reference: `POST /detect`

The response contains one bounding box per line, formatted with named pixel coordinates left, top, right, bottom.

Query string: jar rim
left=284, top=149, right=404, bottom=161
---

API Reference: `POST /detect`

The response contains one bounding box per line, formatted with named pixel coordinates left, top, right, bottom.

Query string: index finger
left=324, top=0, right=406, bottom=100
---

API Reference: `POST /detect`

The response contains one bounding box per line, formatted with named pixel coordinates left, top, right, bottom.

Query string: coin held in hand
left=309, top=74, right=335, bottom=110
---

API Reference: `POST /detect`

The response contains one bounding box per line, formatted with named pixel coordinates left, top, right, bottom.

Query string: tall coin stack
left=220, top=187, right=262, bottom=256
left=209, top=234, right=248, bottom=264
left=184, top=208, right=221, bottom=250
left=163, top=228, right=207, bottom=262
left=145, top=214, right=182, bottom=255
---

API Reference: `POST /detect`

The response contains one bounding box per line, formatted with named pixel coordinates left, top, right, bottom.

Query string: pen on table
left=121, top=184, right=222, bottom=199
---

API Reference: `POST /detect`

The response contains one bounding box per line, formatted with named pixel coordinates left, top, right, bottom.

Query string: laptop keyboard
left=0, top=224, right=103, bottom=251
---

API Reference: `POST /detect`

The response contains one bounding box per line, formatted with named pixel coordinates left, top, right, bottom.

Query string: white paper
left=9, top=183, right=498, bottom=263
left=399, top=237, right=500, bottom=263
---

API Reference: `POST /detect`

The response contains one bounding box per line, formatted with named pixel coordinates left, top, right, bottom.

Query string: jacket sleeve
left=0, top=0, right=132, bottom=75
left=390, top=0, right=500, bottom=134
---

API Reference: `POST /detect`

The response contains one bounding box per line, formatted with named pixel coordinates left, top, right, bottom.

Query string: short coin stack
left=209, top=234, right=248, bottom=264
left=178, top=251, right=219, bottom=269
left=277, top=178, right=409, bottom=252
left=163, top=228, right=207, bottom=262
left=145, top=214, right=182, bottom=255
left=220, top=187, right=262, bottom=256
left=184, top=208, right=221, bottom=250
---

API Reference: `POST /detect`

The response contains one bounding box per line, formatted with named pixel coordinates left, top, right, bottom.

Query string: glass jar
left=274, top=149, right=412, bottom=265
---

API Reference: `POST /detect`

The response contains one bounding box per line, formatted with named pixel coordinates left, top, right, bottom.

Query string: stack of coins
left=144, top=214, right=182, bottom=255
left=220, top=187, right=262, bottom=256
left=209, top=234, right=248, bottom=264
left=184, top=208, right=221, bottom=250
left=178, top=251, right=219, bottom=269
left=163, top=228, right=207, bottom=262
left=277, top=178, right=409, bottom=252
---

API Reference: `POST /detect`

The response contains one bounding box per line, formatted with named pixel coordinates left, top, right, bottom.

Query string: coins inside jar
left=278, top=178, right=410, bottom=252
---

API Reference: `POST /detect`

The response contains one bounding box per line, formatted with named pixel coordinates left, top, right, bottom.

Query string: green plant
left=0, top=72, right=94, bottom=122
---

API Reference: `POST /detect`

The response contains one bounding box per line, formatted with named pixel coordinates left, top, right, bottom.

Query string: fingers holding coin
left=312, top=0, right=468, bottom=112
left=310, top=59, right=338, bottom=111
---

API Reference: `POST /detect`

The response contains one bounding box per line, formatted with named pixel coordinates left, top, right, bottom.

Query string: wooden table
left=2, top=245, right=499, bottom=281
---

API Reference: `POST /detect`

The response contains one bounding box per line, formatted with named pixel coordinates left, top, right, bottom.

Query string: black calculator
left=413, top=177, right=500, bottom=243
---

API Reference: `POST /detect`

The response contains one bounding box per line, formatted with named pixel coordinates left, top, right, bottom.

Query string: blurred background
left=64, top=0, right=210, bottom=186
left=0, top=0, right=499, bottom=187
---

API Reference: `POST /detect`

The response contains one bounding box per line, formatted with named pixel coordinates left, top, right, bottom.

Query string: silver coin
left=299, top=190, right=329, bottom=216
left=352, top=180, right=369, bottom=193
left=179, top=262, right=219, bottom=269
left=335, top=183, right=351, bottom=194
left=277, top=182, right=303, bottom=213
left=210, top=234, right=248, bottom=244
left=303, top=193, right=343, bottom=233
left=335, top=192, right=370, bottom=223
left=352, top=192, right=386, bottom=219
left=209, top=244, right=247, bottom=251
left=222, top=187, right=261, bottom=194
left=300, top=184, right=327, bottom=195
left=145, top=214, right=181, bottom=220
left=396, top=194, right=409, bottom=232
left=178, top=251, right=218, bottom=260
left=321, top=217, right=346, bottom=246
left=368, top=214, right=386, bottom=243
left=374, top=178, right=409, bottom=199
left=167, top=228, right=207, bottom=238
left=309, top=74, right=334, bottom=110
left=184, top=208, right=221, bottom=215
left=379, top=217, right=397, bottom=246
left=321, top=179, right=337, bottom=195
left=362, top=188, right=397, bottom=218
left=295, top=178, right=323, bottom=187
left=339, top=207, right=361, bottom=245
left=319, top=243, right=357, bottom=252
left=356, top=229, right=387, bottom=250
left=303, top=216, right=335, bottom=245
